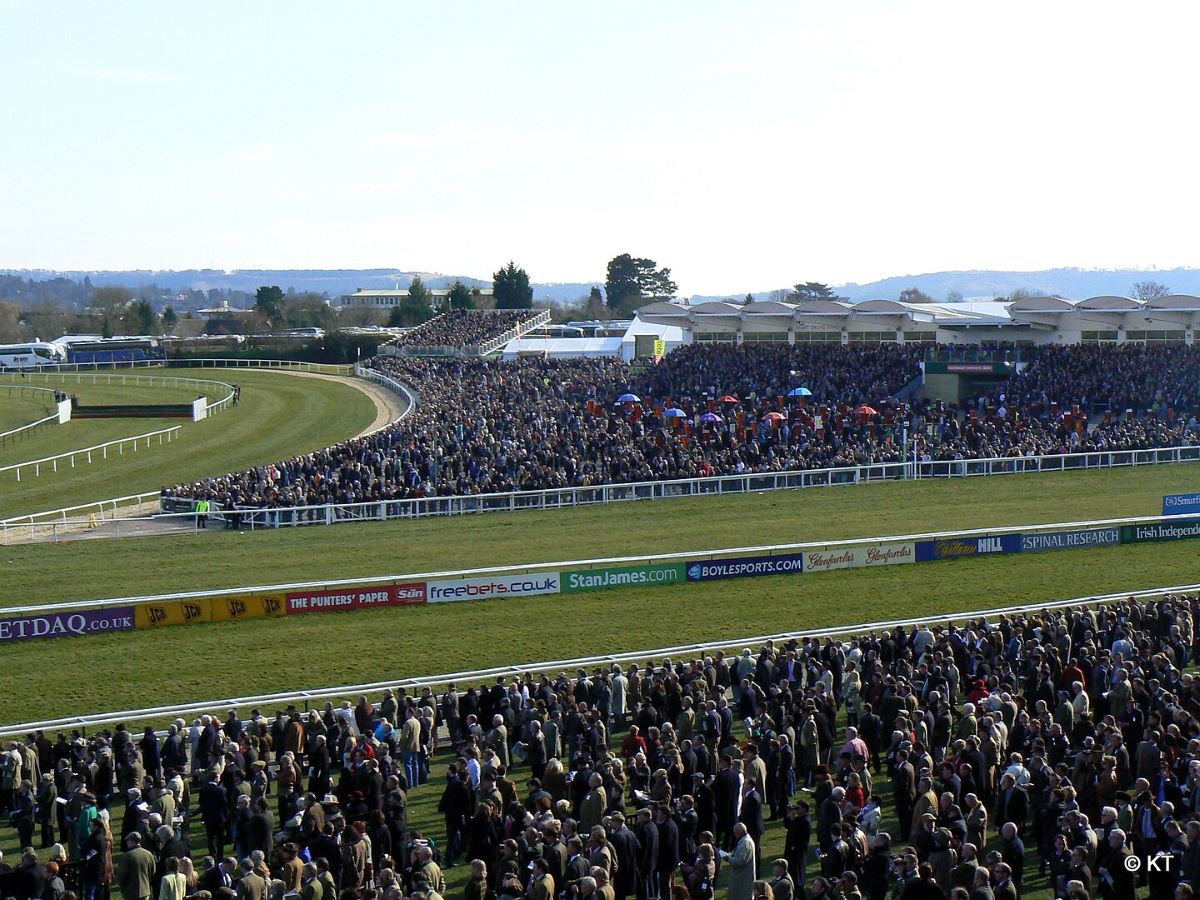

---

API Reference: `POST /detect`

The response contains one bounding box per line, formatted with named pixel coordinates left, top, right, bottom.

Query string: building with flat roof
left=341, top=287, right=494, bottom=311
left=633, top=295, right=1200, bottom=346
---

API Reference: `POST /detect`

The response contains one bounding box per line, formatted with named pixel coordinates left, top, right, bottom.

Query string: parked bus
left=52, top=336, right=166, bottom=365
left=0, top=342, right=68, bottom=369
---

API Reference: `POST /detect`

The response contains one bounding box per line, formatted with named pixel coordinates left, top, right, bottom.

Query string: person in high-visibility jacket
left=196, top=498, right=210, bottom=528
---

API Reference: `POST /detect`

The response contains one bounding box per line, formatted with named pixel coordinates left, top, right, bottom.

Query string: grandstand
left=156, top=342, right=1200, bottom=523
left=382, top=309, right=551, bottom=358
left=7, top=309, right=1200, bottom=900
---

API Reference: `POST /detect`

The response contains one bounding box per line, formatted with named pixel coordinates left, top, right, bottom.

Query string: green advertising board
left=1121, top=520, right=1200, bottom=543
left=561, top=563, right=686, bottom=593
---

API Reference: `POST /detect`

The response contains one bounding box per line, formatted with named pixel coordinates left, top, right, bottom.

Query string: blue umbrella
left=617, top=393, right=640, bottom=403
left=663, top=407, right=687, bottom=418
left=700, top=412, right=723, bottom=424
left=787, top=387, right=812, bottom=397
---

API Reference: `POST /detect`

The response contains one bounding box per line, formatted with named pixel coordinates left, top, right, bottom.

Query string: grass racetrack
left=0, top=463, right=1196, bottom=900
left=0, top=369, right=376, bottom=518
left=0, top=460, right=1194, bottom=604
left=1, top=540, right=1197, bottom=724
left=0, top=461, right=1198, bottom=722
left=0, top=392, right=56, bottom=434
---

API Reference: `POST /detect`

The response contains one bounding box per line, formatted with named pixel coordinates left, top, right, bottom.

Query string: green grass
left=0, top=369, right=375, bottom=519
left=1, top=460, right=1195, bottom=605
left=0, top=392, right=55, bottom=433
left=1, top=465, right=1191, bottom=900
left=0, top=538, right=1195, bottom=724
left=0, top=380, right=221, bottom=469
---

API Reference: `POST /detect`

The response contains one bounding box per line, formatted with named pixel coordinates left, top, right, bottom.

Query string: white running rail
left=0, top=426, right=182, bottom=482
left=0, top=509, right=1181, bottom=614
left=0, top=582, right=1192, bottom=739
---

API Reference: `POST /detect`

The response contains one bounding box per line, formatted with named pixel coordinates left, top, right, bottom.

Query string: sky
left=3, top=1, right=1200, bottom=295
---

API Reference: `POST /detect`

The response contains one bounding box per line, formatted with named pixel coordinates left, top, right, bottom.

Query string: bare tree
left=1131, top=280, right=1171, bottom=301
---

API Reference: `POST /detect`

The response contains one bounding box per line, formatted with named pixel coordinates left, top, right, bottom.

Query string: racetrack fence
left=1, top=510, right=1198, bottom=633
left=145, top=444, right=1199, bottom=530
left=0, top=581, right=1193, bottom=741
left=0, top=426, right=182, bottom=482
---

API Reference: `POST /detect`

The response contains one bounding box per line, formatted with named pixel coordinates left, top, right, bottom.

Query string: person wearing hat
left=910, top=776, right=939, bottom=840
left=633, top=807, right=658, bottom=900
left=929, top=827, right=957, bottom=891
left=579, top=773, right=609, bottom=837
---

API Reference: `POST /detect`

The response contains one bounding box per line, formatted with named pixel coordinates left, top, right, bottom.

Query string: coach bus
left=0, top=342, right=69, bottom=370
left=52, top=335, right=166, bottom=365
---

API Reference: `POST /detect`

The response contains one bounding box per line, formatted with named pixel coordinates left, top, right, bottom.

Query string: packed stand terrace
left=392, top=312, right=539, bottom=352
left=7, top=592, right=1200, bottom=900
left=161, top=344, right=1200, bottom=512
left=989, top=344, right=1200, bottom=419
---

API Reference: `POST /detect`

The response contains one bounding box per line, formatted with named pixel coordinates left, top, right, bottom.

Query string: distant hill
left=831, top=268, right=1200, bottom=302
left=700, top=268, right=1200, bottom=304
left=8, top=266, right=1200, bottom=306
left=3, top=269, right=601, bottom=304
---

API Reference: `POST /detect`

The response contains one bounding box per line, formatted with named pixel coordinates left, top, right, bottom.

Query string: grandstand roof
left=634, top=296, right=1198, bottom=336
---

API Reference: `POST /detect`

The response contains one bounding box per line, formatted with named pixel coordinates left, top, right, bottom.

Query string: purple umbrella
left=700, top=412, right=723, bottom=424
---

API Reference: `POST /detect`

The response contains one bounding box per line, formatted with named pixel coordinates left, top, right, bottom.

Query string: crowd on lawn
left=4, top=593, right=1200, bottom=900
left=161, top=344, right=1200, bottom=513
left=392, top=312, right=537, bottom=351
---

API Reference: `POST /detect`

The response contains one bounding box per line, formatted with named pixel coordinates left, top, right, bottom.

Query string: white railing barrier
left=0, top=426, right=182, bottom=482
left=166, top=359, right=352, bottom=374
left=2, top=444, right=1196, bottom=543
left=354, top=364, right=418, bottom=431
left=0, top=508, right=1187, bottom=611
left=0, top=371, right=236, bottom=417
left=0, top=582, right=1192, bottom=739
left=0, top=385, right=64, bottom=445
left=176, top=445, right=1199, bottom=528
left=2, top=359, right=353, bottom=376
left=0, top=413, right=59, bottom=446
left=0, top=491, right=163, bottom=530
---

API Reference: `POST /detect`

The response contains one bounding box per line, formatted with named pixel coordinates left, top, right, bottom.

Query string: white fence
left=0, top=509, right=1178, bottom=613
left=0, top=364, right=401, bottom=538
left=2, top=443, right=1195, bottom=543
left=0, top=368, right=234, bottom=401
left=0, top=581, right=1192, bottom=739
left=354, top=365, right=418, bottom=432
left=0, top=491, right=163, bottom=533
left=157, top=444, right=1199, bottom=529
left=0, top=426, right=182, bottom=482
left=167, top=358, right=353, bottom=375
left=0, top=385, right=62, bottom=446
left=5, top=359, right=353, bottom=376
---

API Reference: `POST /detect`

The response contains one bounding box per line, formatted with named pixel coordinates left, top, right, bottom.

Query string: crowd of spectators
left=161, top=344, right=1200, bottom=514
left=5, top=592, right=1200, bottom=900
left=392, top=312, right=540, bottom=352
left=990, top=345, right=1200, bottom=420
left=635, top=346, right=923, bottom=410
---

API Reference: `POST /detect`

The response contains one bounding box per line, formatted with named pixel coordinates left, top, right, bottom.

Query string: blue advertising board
left=1163, top=493, right=1200, bottom=517
left=1020, top=527, right=1121, bottom=553
left=915, top=534, right=1022, bottom=563
left=686, top=553, right=805, bottom=581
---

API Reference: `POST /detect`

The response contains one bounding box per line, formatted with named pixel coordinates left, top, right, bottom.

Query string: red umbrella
left=762, top=412, right=786, bottom=422
left=854, top=405, right=878, bottom=417
left=719, top=395, right=738, bottom=403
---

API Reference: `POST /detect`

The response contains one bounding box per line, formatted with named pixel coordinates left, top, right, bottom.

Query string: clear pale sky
left=3, top=1, right=1198, bottom=295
